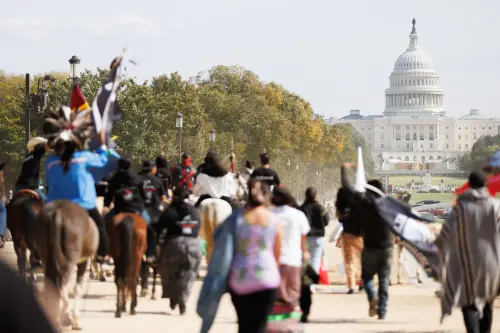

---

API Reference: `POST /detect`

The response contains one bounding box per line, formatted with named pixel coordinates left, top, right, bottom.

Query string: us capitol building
left=330, top=19, right=500, bottom=174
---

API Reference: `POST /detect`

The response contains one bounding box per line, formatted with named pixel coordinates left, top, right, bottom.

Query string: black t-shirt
left=16, top=145, right=45, bottom=189
left=155, top=167, right=172, bottom=191
left=250, top=167, right=281, bottom=188
left=0, top=261, right=56, bottom=333
left=156, top=200, right=200, bottom=238
left=140, top=173, right=166, bottom=208
left=105, top=170, right=146, bottom=213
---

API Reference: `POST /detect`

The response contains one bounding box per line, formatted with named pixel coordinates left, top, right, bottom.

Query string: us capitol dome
left=330, top=19, right=500, bottom=174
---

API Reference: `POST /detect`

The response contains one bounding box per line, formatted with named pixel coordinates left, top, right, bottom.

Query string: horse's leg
left=70, top=262, right=86, bottom=330
left=16, top=241, right=27, bottom=281
left=140, top=261, right=149, bottom=297
left=115, top=280, right=122, bottom=318
left=151, top=267, right=157, bottom=300
left=89, top=256, right=96, bottom=280
left=416, top=264, right=423, bottom=283
left=130, top=277, right=138, bottom=315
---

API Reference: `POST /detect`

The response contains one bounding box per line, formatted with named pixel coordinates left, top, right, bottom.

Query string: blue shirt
left=46, top=147, right=108, bottom=210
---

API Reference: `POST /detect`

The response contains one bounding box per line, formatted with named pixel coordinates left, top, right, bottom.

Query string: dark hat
left=182, top=152, right=190, bottom=160
left=469, top=171, right=486, bottom=189
left=142, top=160, right=155, bottom=171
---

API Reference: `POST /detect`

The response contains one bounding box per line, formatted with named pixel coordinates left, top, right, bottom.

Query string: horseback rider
left=171, top=152, right=196, bottom=192
left=192, top=152, right=236, bottom=207
left=104, top=157, right=155, bottom=263
left=241, top=160, right=254, bottom=182
left=15, top=137, right=49, bottom=202
left=155, top=156, right=172, bottom=199
left=250, top=151, right=281, bottom=191
left=0, top=162, right=6, bottom=248
left=43, top=106, right=110, bottom=264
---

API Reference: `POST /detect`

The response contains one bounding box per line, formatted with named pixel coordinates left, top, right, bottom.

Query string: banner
left=374, top=196, right=440, bottom=280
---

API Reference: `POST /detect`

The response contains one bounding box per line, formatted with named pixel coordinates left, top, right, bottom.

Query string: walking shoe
left=369, top=299, right=378, bottom=317
left=378, top=313, right=386, bottom=320
left=300, top=315, right=309, bottom=323
left=179, top=304, right=186, bottom=315
left=358, top=285, right=364, bottom=292
left=145, top=255, right=157, bottom=265
left=347, top=288, right=354, bottom=294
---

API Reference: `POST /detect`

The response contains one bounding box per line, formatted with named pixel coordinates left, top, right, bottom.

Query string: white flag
left=355, top=146, right=367, bottom=192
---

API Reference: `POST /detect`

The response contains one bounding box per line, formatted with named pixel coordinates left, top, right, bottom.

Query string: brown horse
left=35, top=200, right=98, bottom=330
left=6, top=189, right=43, bottom=284
left=108, top=212, right=147, bottom=317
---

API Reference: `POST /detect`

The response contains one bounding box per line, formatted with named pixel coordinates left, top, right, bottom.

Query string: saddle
left=15, top=189, right=41, bottom=201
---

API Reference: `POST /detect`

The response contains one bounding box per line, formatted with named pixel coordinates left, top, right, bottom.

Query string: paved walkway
left=2, top=227, right=499, bottom=332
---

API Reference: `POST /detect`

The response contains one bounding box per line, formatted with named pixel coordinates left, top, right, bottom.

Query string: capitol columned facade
left=329, top=19, right=500, bottom=174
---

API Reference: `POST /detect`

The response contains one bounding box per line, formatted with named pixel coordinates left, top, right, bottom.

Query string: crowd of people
left=1, top=104, right=500, bottom=333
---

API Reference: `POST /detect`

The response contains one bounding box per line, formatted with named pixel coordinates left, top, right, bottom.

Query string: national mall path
left=2, top=223, right=499, bottom=333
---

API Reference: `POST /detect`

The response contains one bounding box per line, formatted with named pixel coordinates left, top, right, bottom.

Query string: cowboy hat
left=27, top=137, right=48, bottom=153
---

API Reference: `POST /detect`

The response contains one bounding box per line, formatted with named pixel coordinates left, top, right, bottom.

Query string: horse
left=88, top=196, right=113, bottom=282
left=6, top=189, right=44, bottom=285
left=34, top=200, right=99, bottom=330
left=107, top=212, right=148, bottom=317
left=139, top=200, right=170, bottom=300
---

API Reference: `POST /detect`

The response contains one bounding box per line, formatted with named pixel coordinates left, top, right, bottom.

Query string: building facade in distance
left=330, top=19, right=500, bottom=174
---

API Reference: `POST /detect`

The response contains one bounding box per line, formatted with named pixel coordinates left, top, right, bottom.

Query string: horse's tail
left=115, top=216, right=134, bottom=284
left=19, top=197, right=39, bottom=250
left=45, top=206, right=66, bottom=289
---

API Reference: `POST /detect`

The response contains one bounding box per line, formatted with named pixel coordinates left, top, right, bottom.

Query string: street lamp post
left=286, top=159, right=290, bottom=187
left=176, top=112, right=183, bottom=163
left=295, top=163, right=299, bottom=200
left=24, top=74, right=56, bottom=145
left=209, top=129, right=216, bottom=151
left=69, top=55, right=81, bottom=83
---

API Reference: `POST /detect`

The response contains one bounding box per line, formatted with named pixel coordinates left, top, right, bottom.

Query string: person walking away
left=0, top=261, right=57, bottom=333
left=300, top=187, right=330, bottom=273
left=396, top=190, right=411, bottom=203
left=104, top=157, right=154, bottom=262
left=250, top=152, right=281, bottom=191
left=0, top=162, right=6, bottom=248
left=228, top=178, right=282, bottom=333
left=192, top=152, right=236, bottom=207
left=154, top=187, right=202, bottom=315
left=267, top=187, right=310, bottom=332
left=336, top=186, right=363, bottom=294
left=43, top=107, right=110, bottom=264
left=155, top=155, right=172, bottom=199
left=299, top=259, right=319, bottom=323
left=15, top=137, right=49, bottom=202
left=435, top=171, right=500, bottom=333
left=171, top=152, right=196, bottom=192
left=139, top=160, right=168, bottom=263
left=340, top=162, right=393, bottom=320
left=241, top=160, right=254, bottom=183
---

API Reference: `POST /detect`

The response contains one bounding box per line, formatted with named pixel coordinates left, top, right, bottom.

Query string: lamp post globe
left=69, top=55, right=81, bottom=81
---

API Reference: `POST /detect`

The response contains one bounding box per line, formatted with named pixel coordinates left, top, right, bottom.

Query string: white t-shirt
left=271, top=206, right=310, bottom=267
left=193, top=173, right=237, bottom=199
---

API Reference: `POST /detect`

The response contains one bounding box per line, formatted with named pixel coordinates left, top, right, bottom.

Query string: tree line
left=0, top=65, right=374, bottom=197
left=459, top=135, right=500, bottom=172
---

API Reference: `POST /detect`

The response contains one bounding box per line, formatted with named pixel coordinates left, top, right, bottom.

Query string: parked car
left=429, top=188, right=441, bottom=193
left=415, top=200, right=441, bottom=205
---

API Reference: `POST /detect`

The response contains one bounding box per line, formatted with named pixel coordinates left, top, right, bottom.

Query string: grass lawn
left=387, top=175, right=466, bottom=187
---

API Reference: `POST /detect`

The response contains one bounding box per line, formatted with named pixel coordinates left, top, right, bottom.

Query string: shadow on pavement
left=307, top=318, right=404, bottom=325
left=82, top=309, right=171, bottom=316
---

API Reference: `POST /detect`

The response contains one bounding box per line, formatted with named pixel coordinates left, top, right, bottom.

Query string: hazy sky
left=1, top=0, right=498, bottom=118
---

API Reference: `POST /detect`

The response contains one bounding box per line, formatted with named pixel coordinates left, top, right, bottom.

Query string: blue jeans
left=15, top=186, right=47, bottom=203
left=306, top=236, right=324, bottom=274
left=362, top=247, right=393, bottom=317
left=0, top=200, right=6, bottom=238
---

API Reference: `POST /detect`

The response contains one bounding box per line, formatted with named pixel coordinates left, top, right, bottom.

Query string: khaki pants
left=342, top=233, right=363, bottom=289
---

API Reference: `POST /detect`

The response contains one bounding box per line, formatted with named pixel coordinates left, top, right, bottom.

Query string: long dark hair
left=246, top=178, right=270, bottom=208
left=203, top=153, right=228, bottom=178
left=271, top=187, right=297, bottom=207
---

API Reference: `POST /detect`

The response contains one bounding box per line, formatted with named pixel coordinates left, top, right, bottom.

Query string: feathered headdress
left=42, top=105, right=94, bottom=152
